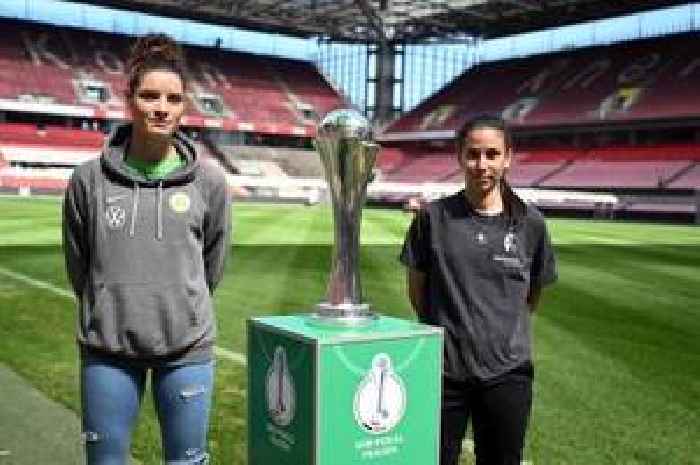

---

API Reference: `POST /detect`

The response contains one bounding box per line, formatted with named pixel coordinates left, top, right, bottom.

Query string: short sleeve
left=530, top=220, right=557, bottom=289
left=400, top=209, right=430, bottom=272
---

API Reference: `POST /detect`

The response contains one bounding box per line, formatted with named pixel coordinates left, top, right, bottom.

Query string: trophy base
left=308, top=302, right=378, bottom=327
left=248, top=314, right=442, bottom=465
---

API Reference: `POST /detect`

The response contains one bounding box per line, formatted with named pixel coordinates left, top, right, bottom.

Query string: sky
left=0, top=0, right=698, bottom=111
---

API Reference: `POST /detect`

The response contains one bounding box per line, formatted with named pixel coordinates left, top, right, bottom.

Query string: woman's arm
left=62, top=169, right=89, bottom=297
left=203, top=170, right=231, bottom=293
left=407, top=268, right=428, bottom=318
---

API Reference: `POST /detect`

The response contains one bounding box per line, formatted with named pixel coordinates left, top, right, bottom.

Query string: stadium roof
left=71, top=0, right=691, bottom=43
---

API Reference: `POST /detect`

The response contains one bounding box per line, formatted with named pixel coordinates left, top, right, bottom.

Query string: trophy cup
left=247, top=109, right=441, bottom=465
left=312, top=109, right=379, bottom=326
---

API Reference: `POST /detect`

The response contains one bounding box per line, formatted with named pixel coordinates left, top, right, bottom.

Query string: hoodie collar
left=101, top=123, right=199, bottom=186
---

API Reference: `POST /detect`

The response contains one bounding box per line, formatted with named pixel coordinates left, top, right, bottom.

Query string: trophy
left=313, top=109, right=379, bottom=325
left=248, top=112, right=441, bottom=465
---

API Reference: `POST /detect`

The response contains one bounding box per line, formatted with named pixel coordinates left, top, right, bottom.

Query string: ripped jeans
left=81, top=355, right=214, bottom=465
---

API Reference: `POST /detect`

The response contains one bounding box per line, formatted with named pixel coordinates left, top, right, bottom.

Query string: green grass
left=0, top=196, right=699, bottom=465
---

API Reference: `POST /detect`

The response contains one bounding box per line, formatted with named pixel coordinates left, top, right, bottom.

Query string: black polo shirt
left=400, top=189, right=557, bottom=382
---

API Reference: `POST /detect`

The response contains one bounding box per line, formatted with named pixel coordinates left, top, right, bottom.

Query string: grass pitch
left=0, top=196, right=698, bottom=465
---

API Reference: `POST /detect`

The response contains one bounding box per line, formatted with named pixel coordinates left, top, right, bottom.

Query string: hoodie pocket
left=88, top=281, right=211, bottom=356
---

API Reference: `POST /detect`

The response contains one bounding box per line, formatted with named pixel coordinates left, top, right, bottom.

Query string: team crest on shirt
left=169, top=192, right=191, bottom=213
left=504, top=231, right=517, bottom=253
left=494, top=230, right=522, bottom=267
left=105, top=205, right=126, bottom=229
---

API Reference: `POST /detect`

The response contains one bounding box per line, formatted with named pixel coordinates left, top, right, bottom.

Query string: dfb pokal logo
left=105, top=205, right=126, bottom=230
left=266, top=346, right=296, bottom=427
left=354, top=353, right=406, bottom=434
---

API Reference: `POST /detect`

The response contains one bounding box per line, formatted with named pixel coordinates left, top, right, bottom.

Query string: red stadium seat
left=0, top=18, right=345, bottom=136
left=385, top=32, right=700, bottom=134
left=377, top=143, right=700, bottom=188
left=0, top=123, right=104, bottom=149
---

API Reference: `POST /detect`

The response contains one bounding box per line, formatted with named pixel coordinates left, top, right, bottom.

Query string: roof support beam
left=64, top=0, right=693, bottom=43
left=498, top=0, right=543, bottom=11
left=354, top=0, right=389, bottom=43
left=457, top=7, right=498, bottom=20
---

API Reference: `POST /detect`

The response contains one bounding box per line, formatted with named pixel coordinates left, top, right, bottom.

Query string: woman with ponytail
left=63, top=33, right=230, bottom=465
left=401, top=115, right=557, bottom=465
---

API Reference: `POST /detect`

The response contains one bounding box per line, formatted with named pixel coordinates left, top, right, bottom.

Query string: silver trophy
left=312, top=109, right=379, bottom=326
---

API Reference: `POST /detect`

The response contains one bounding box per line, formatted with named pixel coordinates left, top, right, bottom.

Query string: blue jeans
left=81, top=355, right=214, bottom=465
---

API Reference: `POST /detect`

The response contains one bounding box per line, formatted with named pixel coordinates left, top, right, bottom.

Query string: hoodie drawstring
left=128, top=182, right=164, bottom=240
left=156, top=181, right=164, bottom=241
left=129, top=182, right=139, bottom=237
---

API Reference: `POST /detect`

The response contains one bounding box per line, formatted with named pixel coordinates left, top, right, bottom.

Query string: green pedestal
left=248, top=314, right=442, bottom=465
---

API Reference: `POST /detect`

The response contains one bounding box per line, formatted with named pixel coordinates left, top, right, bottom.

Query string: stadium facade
left=0, top=2, right=698, bottom=222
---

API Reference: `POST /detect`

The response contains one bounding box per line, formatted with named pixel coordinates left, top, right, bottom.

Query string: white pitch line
left=0, top=265, right=246, bottom=366
left=214, top=346, right=247, bottom=365
left=0, top=266, right=75, bottom=299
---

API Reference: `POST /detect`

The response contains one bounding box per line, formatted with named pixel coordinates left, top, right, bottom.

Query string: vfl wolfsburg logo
left=105, top=205, right=126, bottom=229
left=266, top=346, right=296, bottom=427
left=354, top=354, right=406, bottom=434
left=169, top=192, right=191, bottom=213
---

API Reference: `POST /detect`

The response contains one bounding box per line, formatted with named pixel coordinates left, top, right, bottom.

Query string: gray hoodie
left=63, top=124, right=231, bottom=363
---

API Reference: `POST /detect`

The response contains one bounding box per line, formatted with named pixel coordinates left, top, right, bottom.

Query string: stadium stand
left=539, top=160, right=689, bottom=189
left=506, top=159, right=569, bottom=187
left=385, top=32, right=700, bottom=133
left=0, top=18, right=345, bottom=136
left=274, top=59, right=348, bottom=122
left=378, top=32, right=700, bottom=199
left=667, top=163, right=700, bottom=189
left=377, top=144, right=699, bottom=189
left=0, top=123, right=104, bottom=149
left=517, top=144, right=700, bottom=188
left=0, top=17, right=347, bottom=193
left=0, top=123, right=104, bottom=192
left=381, top=152, right=458, bottom=183
left=219, top=145, right=324, bottom=178
left=0, top=17, right=696, bottom=219
left=375, top=147, right=408, bottom=173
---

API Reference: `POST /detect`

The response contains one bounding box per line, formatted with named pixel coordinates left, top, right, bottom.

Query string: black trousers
left=440, top=364, right=533, bottom=465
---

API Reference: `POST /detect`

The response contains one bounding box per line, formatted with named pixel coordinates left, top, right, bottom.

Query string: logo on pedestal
left=354, top=354, right=406, bottom=434
left=266, top=346, right=296, bottom=427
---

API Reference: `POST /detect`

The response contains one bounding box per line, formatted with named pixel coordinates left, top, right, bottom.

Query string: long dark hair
left=455, top=114, right=513, bottom=157
left=126, top=33, right=189, bottom=99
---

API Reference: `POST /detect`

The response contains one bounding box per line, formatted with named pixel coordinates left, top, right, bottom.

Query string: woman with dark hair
left=63, top=33, right=230, bottom=465
left=401, top=115, right=557, bottom=465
